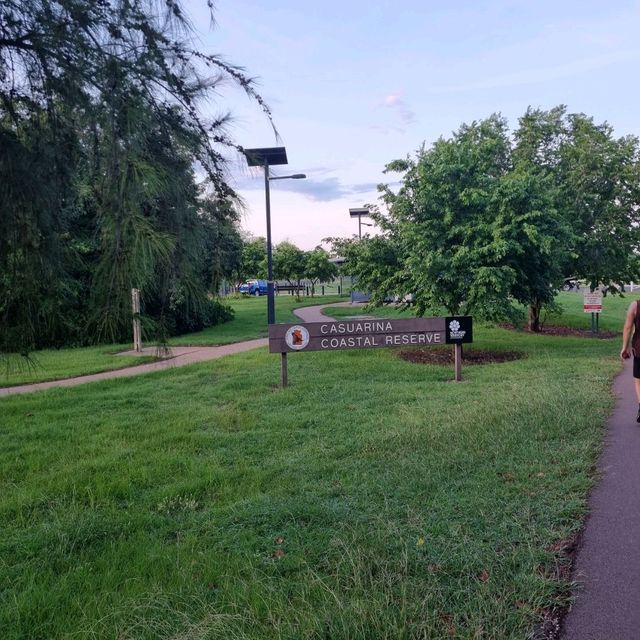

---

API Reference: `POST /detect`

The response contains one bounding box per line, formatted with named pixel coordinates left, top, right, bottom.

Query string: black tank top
left=633, top=300, right=640, bottom=356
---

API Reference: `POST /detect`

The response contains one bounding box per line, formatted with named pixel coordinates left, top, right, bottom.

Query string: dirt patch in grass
left=500, top=323, right=617, bottom=339
left=398, top=346, right=525, bottom=365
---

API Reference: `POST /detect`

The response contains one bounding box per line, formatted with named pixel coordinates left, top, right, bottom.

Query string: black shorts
left=634, top=356, right=640, bottom=379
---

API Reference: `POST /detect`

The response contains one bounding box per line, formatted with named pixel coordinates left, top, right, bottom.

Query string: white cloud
left=382, top=92, right=417, bottom=126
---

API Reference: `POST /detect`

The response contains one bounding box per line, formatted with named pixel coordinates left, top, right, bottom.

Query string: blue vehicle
left=239, top=279, right=268, bottom=296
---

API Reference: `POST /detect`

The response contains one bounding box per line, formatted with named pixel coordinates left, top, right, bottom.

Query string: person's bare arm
left=621, top=302, right=636, bottom=359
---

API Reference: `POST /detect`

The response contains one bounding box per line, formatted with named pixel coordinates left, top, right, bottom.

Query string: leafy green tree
left=327, top=234, right=405, bottom=305
left=379, top=116, right=518, bottom=319
left=273, top=241, right=306, bottom=296
left=304, top=247, right=338, bottom=296
left=514, top=106, right=640, bottom=292
left=238, top=237, right=268, bottom=283
left=332, top=108, right=640, bottom=331
left=486, top=168, right=569, bottom=330
left=376, top=114, right=570, bottom=329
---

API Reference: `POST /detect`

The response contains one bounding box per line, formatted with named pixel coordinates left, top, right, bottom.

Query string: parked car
left=239, top=279, right=268, bottom=296
left=562, top=278, right=580, bottom=291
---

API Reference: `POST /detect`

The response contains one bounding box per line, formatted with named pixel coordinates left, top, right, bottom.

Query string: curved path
left=561, top=356, right=640, bottom=639
left=0, top=302, right=362, bottom=398
left=292, top=301, right=356, bottom=322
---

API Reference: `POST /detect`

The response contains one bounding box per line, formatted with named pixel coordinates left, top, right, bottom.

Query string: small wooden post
left=281, top=352, right=288, bottom=388
left=454, top=343, right=462, bottom=382
left=131, top=288, right=142, bottom=352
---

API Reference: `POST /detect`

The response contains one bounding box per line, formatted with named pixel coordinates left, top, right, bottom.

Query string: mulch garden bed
left=398, top=347, right=525, bottom=366
left=397, top=322, right=617, bottom=366
left=499, top=323, right=617, bottom=339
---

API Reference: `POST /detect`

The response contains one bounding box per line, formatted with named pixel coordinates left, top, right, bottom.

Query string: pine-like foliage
left=1, top=1, right=264, bottom=350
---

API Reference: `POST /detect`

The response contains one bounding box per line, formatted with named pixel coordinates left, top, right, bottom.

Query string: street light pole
left=263, top=158, right=275, bottom=324
left=244, top=147, right=306, bottom=326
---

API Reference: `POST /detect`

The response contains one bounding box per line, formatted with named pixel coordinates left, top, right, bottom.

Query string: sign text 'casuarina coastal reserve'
left=268, top=317, right=473, bottom=353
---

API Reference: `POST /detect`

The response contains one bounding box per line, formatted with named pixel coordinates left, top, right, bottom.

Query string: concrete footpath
left=292, top=301, right=355, bottom=322
left=561, top=356, right=640, bottom=639
left=0, top=302, right=361, bottom=398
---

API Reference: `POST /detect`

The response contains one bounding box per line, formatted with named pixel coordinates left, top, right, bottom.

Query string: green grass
left=0, top=296, right=343, bottom=387
left=0, top=345, right=157, bottom=387
left=5, top=292, right=619, bottom=388
left=327, top=302, right=416, bottom=320
left=170, top=294, right=343, bottom=346
left=544, top=290, right=636, bottom=332
left=0, top=322, right=620, bottom=639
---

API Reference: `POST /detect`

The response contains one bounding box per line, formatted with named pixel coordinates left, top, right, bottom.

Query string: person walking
left=620, top=299, right=640, bottom=421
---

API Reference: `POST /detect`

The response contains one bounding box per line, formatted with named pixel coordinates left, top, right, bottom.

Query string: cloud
left=382, top=92, right=416, bottom=126
left=270, top=177, right=380, bottom=202
left=234, top=174, right=379, bottom=202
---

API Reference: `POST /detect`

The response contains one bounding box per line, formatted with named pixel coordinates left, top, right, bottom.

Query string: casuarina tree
left=1, top=0, right=271, bottom=352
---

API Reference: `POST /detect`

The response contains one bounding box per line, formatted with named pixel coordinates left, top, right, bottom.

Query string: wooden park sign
left=268, top=316, right=473, bottom=386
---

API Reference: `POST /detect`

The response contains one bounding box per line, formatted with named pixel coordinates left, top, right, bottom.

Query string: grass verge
left=0, top=322, right=620, bottom=638
left=169, top=294, right=343, bottom=346
left=0, top=345, right=157, bottom=387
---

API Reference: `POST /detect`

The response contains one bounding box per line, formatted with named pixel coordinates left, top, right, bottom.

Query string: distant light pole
left=349, top=207, right=370, bottom=239
left=243, top=146, right=306, bottom=324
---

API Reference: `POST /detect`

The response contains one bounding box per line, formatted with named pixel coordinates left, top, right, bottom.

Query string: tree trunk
left=528, top=304, right=541, bottom=332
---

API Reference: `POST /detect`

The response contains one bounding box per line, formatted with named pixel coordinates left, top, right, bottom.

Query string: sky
left=184, top=0, right=640, bottom=249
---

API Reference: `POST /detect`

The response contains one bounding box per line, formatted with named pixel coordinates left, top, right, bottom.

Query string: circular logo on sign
left=285, top=325, right=310, bottom=350
left=449, top=320, right=460, bottom=332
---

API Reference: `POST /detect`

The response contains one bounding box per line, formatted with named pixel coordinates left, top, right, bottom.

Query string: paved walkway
left=561, top=356, right=640, bottom=639
left=292, top=300, right=358, bottom=322
left=0, top=301, right=366, bottom=398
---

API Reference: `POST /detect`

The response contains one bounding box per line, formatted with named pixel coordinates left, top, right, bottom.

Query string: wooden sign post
left=269, top=316, right=473, bottom=387
left=454, top=343, right=462, bottom=382
left=281, top=352, right=288, bottom=388
left=131, top=288, right=142, bottom=352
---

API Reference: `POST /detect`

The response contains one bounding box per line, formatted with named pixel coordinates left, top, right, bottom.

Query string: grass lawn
left=170, top=294, right=343, bottom=346
left=0, top=345, right=157, bottom=387
left=544, top=290, right=636, bottom=332
left=0, top=319, right=621, bottom=638
left=0, top=295, right=343, bottom=387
